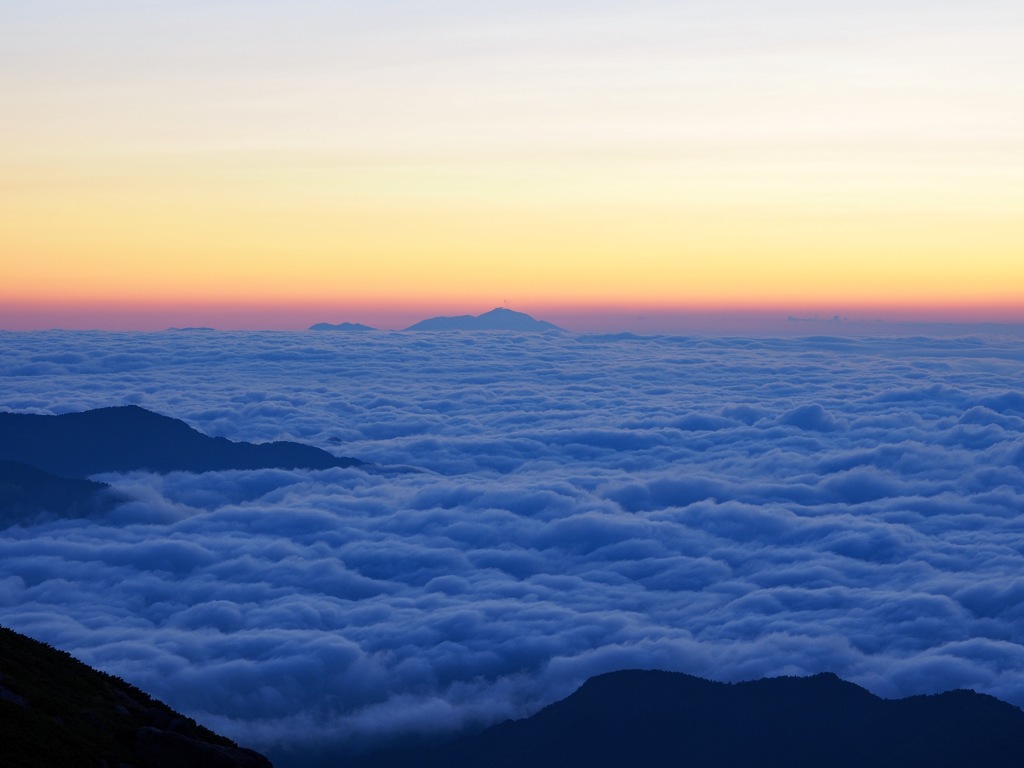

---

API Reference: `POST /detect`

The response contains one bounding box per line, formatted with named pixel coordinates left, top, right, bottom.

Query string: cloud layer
left=2, top=330, right=1024, bottom=765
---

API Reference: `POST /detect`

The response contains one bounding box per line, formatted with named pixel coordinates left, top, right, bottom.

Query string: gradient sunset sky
left=3, top=1, right=1022, bottom=331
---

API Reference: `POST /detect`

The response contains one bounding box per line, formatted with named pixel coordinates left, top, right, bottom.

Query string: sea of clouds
left=2, top=329, right=1024, bottom=765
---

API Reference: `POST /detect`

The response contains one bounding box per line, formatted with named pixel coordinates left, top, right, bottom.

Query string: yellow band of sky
left=2, top=2, right=1022, bottom=329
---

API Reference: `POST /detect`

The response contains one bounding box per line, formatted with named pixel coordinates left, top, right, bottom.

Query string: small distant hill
left=0, top=624, right=271, bottom=768
left=0, top=405, right=361, bottom=479
left=404, top=308, right=563, bottom=332
left=350, top=669, right=1024, bottom=768
left=0, top=460, right=119, bottom=528
left=308, top=322, right=377, bottom=332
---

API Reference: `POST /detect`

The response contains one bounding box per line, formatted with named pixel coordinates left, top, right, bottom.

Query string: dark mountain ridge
left=0, top=624, right=271, bottom=768
left=0, top=405, right=360, bottom=479
left=349, top=669, right=1024, bottom=768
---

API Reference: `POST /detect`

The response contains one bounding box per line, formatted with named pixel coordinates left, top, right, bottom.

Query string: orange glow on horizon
left=3, top=295, right=1023, bottom=333
left=3, top=3, right=1022, bottom=333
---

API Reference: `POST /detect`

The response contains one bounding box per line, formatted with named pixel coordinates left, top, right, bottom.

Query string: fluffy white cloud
left=1, top=329, right=1024, bottom=766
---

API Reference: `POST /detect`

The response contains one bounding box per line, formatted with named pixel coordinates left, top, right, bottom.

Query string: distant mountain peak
left=404, top=308, right=563, bottom=332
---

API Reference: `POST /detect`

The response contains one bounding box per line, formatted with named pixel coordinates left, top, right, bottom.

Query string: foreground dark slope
left=0, top=405, right=360, bottom=478
left=350, top=669, right=1024, bottom=768
left=0, top=625, right=271, bottom=768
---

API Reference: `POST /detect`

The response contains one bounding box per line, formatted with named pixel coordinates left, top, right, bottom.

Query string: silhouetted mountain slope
left=403, top=308, right=563, bottom=332
left=349, top=670, right=1024, bottom=768
left=0, top=625, right=271, bottom=768
left=309, top=322, right=376, bottom=331
left=0, top=460, right=118, bottom=527
left=0, top=405, right=360, bottom=478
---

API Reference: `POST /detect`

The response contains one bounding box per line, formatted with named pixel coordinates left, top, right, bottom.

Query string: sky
left=2, top=1, right=1022, bottom=331
left=2, top=331, right=1024, bottom=766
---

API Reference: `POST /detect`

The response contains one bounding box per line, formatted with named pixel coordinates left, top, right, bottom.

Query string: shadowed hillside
left=0, top=405, right=360, bottom=478
left=0, top=460, right=119, bottom=527
left=348, top=669, right=1024, bottom=768
left=0, top=625, right=271, bottom=768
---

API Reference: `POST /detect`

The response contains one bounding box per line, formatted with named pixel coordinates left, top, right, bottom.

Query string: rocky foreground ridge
left=0, top=625, right=271, bottom=768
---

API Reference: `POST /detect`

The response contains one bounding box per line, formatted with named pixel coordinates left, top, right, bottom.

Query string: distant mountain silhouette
left=403, top=308, right=563, bottom=332
left=309, top=322, right=377, bottom=332
left=0, top=625, right=271, bottom=768
left=0, top=405, right=360, bottom=478
left=350, top=669, right=1024, bottom=768
left=0, top=460, right=119, bottom=528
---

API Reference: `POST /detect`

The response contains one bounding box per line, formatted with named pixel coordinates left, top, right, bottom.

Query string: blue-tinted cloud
left=1, top=330, right=1024, bottom=766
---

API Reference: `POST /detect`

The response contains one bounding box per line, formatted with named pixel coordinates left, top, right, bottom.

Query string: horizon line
left=4, top=302, right=1024, bottom=335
